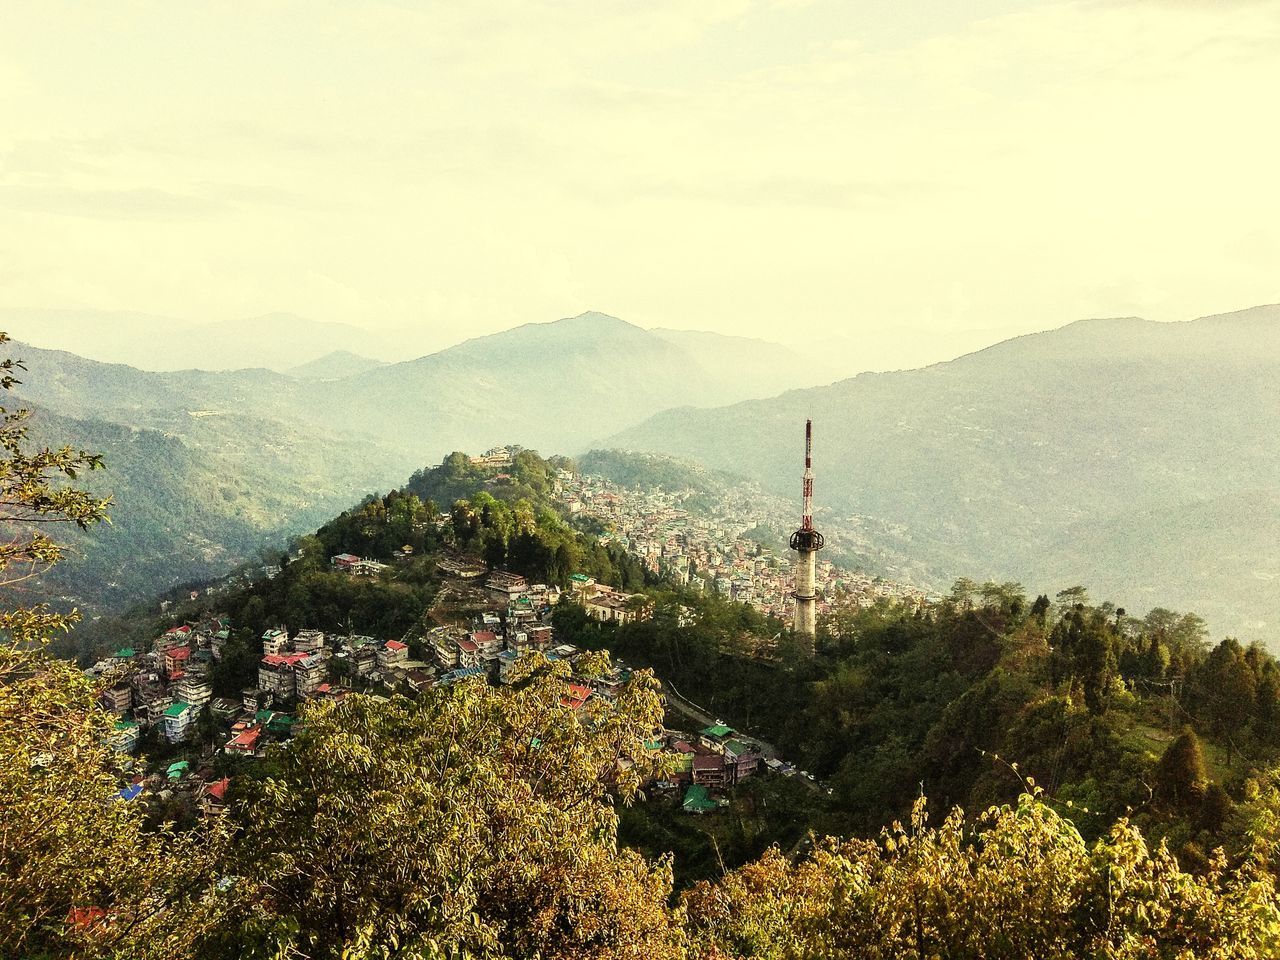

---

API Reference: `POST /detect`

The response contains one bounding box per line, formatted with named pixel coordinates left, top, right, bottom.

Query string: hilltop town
left=557, top=459, right=930, bottom=622
left=83, top=447, right=871, bottom=830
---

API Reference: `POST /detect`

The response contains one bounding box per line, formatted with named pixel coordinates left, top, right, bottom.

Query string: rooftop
left=683, top=784, right=719, bottom=813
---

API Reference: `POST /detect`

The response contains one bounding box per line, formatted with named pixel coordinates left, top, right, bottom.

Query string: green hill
left=26, top=405, right=396, bottom=611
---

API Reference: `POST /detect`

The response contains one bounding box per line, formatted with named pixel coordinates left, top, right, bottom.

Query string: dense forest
left=554, top=577, right=1280, bottom=880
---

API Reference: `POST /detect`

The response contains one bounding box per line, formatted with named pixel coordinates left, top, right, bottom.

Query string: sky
left=2, top=0, right=1279, bottom=369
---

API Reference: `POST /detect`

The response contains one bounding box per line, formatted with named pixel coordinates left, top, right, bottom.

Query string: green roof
left=682, top=784, right=718, bottom=813
left=700, top=724, right=734, bottom=738
left=114, top=647, right=136, bottom=658
left=570, top=573, right=590, bottom=582
left=163, top=702, right=192, bottom=718
left=114, top=719, right=139, bottom=731
left=723, top=739, right=752, bottom=756
left=644, top=739, right=664, bottom=752
left=166, top=760, right=189, bottom=779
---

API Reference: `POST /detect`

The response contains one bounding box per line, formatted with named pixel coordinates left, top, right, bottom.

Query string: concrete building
left=101, top=683, right=133, bottom=716
left=262, top=628, right=288, bottom=656
left=377, top=639, right=409, bottom=671
left=293, top=629, right=326, bottom=657
left=177, top=674, right=212, bottom=709
left=486, top=570, right=529, bottom=602
left=294, top=654, right=326, bottom=699
left=259, top=653, right=306, bottom=700
left=162, top=701, right=197, bottom=743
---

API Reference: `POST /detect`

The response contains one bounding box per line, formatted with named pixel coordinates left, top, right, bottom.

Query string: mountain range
left=8, top=305, right=1279, bottom=641
left=608, top=305, right=1280, bottom=640
left=4, top=309, right=406, bottom=372
left=5, top=312, right=829, bottom=609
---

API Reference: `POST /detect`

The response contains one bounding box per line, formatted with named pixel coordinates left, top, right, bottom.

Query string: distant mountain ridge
left=10, top=307, right=827, bottom=382
left=608, top=305, right=1280, bottom=641
left=5, top=311, right=837, bottom=609
left=5, top=308, right=403, bottom=372
left=287, top=350, right=386, bottom=380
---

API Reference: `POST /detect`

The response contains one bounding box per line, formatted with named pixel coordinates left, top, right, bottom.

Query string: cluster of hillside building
left=87, top=619, right=233, bottom=752
left=91, top=559, right=656, bottom=756
left=558, top=469, right=929, bottom=621
left=92, top=480, right=831, bottom=821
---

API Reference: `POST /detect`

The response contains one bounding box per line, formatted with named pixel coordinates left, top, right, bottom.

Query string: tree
left=0, top=333, right=111, bottom=643
left=0, top=334, right=227, bottom=958
left=1154, top=727, right=1209, bottom=812
left=1191, top=638, right=1257, bottom=765
left=206, top=652, right=684, bottom=959
left=683, top=791, right=1280, bottom=959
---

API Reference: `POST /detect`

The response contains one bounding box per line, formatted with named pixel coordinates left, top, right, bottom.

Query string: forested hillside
left=22, top=405, right=397, bottom=610
left=12, top=405, right=1280, bottom=957
left=610, top=305, right=1280, bottom=641
left=72, top=442, right=1280, bottom=895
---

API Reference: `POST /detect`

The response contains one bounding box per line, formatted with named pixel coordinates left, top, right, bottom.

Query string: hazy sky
left=3, top=0, right=1279, bottom=363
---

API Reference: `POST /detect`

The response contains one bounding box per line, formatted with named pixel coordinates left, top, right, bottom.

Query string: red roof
left=673, top=740, right=696, bottom=754
left=384, top=640, right=408, bottom=652
left=206, top=777, right=230, bottom=801
left=561, top=683, right=592, bottom=710
left=227, top=726, right=263, bottom=751
left=262, top=653, right=307, bottom=667
left=167, top=625, right=192, bottom=635
left=471, top=630, right=497, bottom=643
left=456, top=638, right=478, bottom=653
left=167, top=646, right=192, bottom=661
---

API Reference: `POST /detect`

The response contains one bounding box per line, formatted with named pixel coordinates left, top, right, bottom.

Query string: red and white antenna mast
left=790, top=419, right=824, bottom=652
left=801, top=419, right=814, bottom=531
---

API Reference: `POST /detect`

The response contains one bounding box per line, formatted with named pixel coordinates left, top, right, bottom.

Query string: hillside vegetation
left=11, top=400, right=1280, bottom=957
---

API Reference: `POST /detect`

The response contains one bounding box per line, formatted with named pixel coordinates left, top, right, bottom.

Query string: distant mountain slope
left=24, top=405, right=398, bottom=611
left=7, top=309, right=400, bottom=371
left=287, top=350, right=386, bottom=380
left=174, top=313, right=401, bottom=371
left=4, top=311, right=846, bottom=609
left=341, top=312, right=783, bottom=457
left=609, top=306, right=1280, bottom=640
left=649, top=327, right=841, bottom=394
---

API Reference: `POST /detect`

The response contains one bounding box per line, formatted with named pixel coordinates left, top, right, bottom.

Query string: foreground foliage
left=9, top=654, right=1280, bottom=958
left=207, top=652, right=682, bottom=960
left=684, top=790, right=1280, bottom=959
